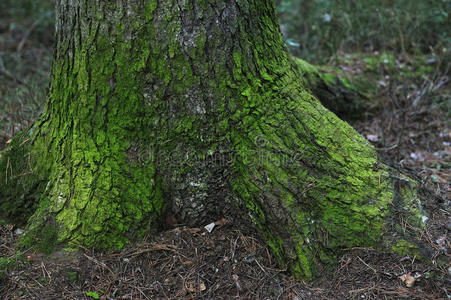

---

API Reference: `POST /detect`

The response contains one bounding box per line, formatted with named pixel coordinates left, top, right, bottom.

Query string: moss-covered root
left=231, top=120, right=431, bottom=279
left=294, top=58, right=368, bottom=120
left=0, top=128, right=49, bottom=225
left=227, top=72, right=431, bottom=278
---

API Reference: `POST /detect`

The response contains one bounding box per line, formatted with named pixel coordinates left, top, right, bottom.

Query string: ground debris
left=1, top=223, right=448, bottom=299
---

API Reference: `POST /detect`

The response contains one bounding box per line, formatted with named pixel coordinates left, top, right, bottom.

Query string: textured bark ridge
left=0, top=0, right=434, bottom=279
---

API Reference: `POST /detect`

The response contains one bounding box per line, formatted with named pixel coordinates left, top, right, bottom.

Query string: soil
left=0, top=216, right=449, bottom=299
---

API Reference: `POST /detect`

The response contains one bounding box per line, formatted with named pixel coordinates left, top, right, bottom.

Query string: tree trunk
left=0, top=0, right=436, bottom=279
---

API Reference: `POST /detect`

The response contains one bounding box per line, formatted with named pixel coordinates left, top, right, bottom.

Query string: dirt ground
left=0, top=6, right=450, bottom=300
left=0, top=197, right=449, bottom=299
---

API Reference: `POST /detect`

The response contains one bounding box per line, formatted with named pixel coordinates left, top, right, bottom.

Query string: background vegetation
left=0, top=0, right=54, bottom=145
left=277, top=0, right=450, bottom=64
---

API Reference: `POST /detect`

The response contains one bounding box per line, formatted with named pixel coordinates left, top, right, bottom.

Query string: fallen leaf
left=399, top=273, right=415, bottom=287
left=204, top=222, right=215, bottom=233
left=376, top=80, right=387, bottom=87
left=410, top=152, right=426, bottom=162
left=186, top=227, right=201, bottom=233
left=232, top=274, right=241, bottom=291
left=366, top=134, right=379, bottom=142
left=187, top=281, right=206, bottom=292
left=214, top=216, right=227, bottom=226
left=187, top=282, right=195, bottom=292
left=436, top=235, right=446, bottom=246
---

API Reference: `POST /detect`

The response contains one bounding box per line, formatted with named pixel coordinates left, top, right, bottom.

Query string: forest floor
left=0, top=8, right=450, bottom=300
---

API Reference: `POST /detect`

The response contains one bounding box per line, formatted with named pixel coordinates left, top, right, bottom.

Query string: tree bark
left=0, top=0, right=437, bottom=279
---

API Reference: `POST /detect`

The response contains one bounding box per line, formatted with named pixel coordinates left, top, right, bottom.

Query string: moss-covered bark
left=294, top=58, right=367, bottom=120
left=0, top=0, right=437, bottom=279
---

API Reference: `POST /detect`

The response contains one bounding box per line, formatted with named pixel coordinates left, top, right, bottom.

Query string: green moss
left=18, top=211, right=59, bottom=254
left=293, top=57, right=368, bottom=119
left=13, top=1, right=173, bottom=250
left=65, top=269, right=79, bottom=284
left=397, top=177, right=425, bottom=228
left=0, top=251, right=28, bottom=282
left=227, top=50, right=424, bottom=277
left=391, top=240, right=421, bottom=258
left=0, top=129, right=50, bottom=225
left=261, top=230, right=286, bottom=268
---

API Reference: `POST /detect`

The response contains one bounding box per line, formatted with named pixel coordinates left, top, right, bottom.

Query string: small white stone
left=323, top=13, right=331, bottom=22
left=421, top=215, right=429, bottom=224
left=204, top=222, right=215, bottom=233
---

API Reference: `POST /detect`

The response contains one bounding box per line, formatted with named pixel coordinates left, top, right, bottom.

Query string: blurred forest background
left=276, top=0, right=450, bottom=63
left=0, top=1, right=450, bottom=299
